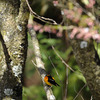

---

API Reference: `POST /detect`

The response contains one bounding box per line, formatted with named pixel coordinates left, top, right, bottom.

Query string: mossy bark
left=0, top=0, right=29, bottom=99
left=71, top=39, right=100, bottom=100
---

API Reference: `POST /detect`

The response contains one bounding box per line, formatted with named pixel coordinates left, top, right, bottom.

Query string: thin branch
left=63, top=66, right=68, bottom=100
left=48, top=56, right=64, bottom=99
left=25, top=0, right=57, bottom=25
left=73, top=84, right=86, bottom=100
left=52, top=46, right=75, bottom=72
left=48, top=56, right=62, bottom=84
left=63, top=52, right=73, bottom=100
left=28, top=13, right=56, bottom=100
left=32, top=60, right=37, bottom=67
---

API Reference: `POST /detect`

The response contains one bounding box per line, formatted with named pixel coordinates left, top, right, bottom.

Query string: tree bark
left=71, top=39, right=100, bottom=100
left=0, top=0, right=29, bottom=99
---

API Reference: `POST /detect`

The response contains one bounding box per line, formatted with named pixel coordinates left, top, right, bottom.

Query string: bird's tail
left=55, top=83, right=60, bottom=86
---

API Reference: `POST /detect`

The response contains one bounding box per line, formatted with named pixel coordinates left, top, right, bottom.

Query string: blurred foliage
left=23, top=32, right=91, bottom=100
left=23, top=85, right=46, bottom=100
left=23, top=0, right=91, bottom=100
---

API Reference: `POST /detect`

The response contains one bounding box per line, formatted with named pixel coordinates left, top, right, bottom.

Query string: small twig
left=25, top=0, right=57, bottom=25
left=31, top=60, right=41, bottom=76
left=32, top=60, right=37, bottom=67
left=52, top=46, right=75, bottom=72
left=63, top=66, right=68, bottom=100
left=73, top=84, right=86, bottom=100
left=48, top=56, right=62, bottom=83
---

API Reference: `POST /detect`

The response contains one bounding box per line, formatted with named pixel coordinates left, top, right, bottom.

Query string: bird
left=44, top=75, right=59, bottom=87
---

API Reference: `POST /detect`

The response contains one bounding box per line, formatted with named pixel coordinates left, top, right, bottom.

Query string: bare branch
left=25, top=0, right=57, bottom=25
left=63, top=67, right=69, bottom=100
left=28, top=13, right=56, bottom=100
left=73, top=84, right=86, bottom=100
left=48, top=56, right=62, bottom=83
left=52, top=46, right=75, bottom=72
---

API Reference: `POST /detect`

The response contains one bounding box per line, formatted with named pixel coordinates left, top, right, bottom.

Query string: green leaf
left=40, top=39, right=59, bottom=45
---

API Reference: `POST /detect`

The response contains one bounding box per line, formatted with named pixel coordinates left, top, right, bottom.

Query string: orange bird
left=44, top=75, right=59, bottom=86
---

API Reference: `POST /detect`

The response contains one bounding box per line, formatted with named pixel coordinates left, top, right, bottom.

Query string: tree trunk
left=71, top=39, right=100, bottom=100
left=0, top=0, right=29, bottom=99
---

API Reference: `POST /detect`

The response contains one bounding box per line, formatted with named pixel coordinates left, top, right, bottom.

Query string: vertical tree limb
left=0, top=0, right=29, bottom=99
left=71, top=39, right=100, bottom=100
left=28, top=13, right=56, bottom=100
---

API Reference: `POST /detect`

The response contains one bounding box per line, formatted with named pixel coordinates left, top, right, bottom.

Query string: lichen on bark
left=0, top=0, right=29, bottom=99
left=71, top=39, right=100, bottom=100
